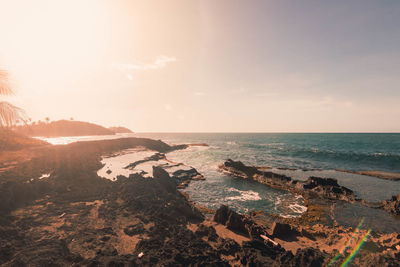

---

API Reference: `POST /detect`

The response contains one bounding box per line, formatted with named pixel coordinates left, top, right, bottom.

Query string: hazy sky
left=1, top=0, right=399, bottom=132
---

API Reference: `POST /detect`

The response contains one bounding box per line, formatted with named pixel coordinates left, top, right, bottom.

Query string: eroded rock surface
left=0, top=140, right=399, bottom=266
left=220, top=159, right=355, bottom=201
left=382, top=195, right=400, bottom=215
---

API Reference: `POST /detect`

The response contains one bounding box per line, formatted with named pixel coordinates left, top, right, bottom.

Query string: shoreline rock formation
left=382, top=195, right=400, bottom=215
left=0, top=139, right=399, bottom=266
left=219, top=159, right=356, bottom=202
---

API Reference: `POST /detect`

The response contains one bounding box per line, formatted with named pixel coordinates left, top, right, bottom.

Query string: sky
left=0, top=0, right=399, bottom=132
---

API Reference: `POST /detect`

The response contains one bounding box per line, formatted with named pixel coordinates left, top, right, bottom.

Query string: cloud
left=113, top=55, right=177, bottom=80
left=114, top=55, right=177, bottom=72
left=194, top=91, right=206, bottom=96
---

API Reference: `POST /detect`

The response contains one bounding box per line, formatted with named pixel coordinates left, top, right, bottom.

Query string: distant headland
left=12, top=120, right=133, bottom=137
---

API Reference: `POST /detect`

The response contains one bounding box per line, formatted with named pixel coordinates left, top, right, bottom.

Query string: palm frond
left=0, top=101, right=27, bottom=127
left=0, top=70, right=14, bottom=95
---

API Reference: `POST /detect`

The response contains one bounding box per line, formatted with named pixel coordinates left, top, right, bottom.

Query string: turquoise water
left=134, top=133, right=400, bottom=173
left=132, top=133, right=400, bottom=203
left=131, top=133, right=400, bottom=232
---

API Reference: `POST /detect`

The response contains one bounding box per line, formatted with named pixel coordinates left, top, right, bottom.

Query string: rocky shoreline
left=0, top=138, right=399, bottom=266
left=220, top=159, right=400, bottom=217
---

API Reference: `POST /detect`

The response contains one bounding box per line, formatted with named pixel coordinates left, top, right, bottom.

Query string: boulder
left=214, top=205, right=230, bottom=225
left=219, top=159, right=259, bottom=179
left=152, top=166, right=176, bottom=193
left=269, top=222, right=300, bottom=241
left=214, top=205, right=248, bottom=235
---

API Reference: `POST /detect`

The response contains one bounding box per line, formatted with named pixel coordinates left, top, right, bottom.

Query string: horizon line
left=132, top=131, right=400, bottom=134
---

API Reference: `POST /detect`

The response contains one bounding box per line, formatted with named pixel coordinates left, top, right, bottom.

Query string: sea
left=36, top=133, right=400, bottom=233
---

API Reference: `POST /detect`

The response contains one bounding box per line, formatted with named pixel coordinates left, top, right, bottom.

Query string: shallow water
left=334, top=202, right=400, bottom=234
left=39, top=133, right=400, bottom=227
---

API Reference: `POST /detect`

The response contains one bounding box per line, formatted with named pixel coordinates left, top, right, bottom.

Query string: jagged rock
left=125, top=153, right=165, bottom=169
left=172, top=168, right=202, bottom=181
left=220, top=159, right=355, bottom=202
left=214, top=205, right=248, bottom=235
left=152, top=166, right=176, bottom=193
left=382, top=195, right=400, bottom=215
left=290, top=248, right=327, bottom=267
left=214, top=205, right=230, bottom=225
left=194, top=224, right=218, bottom=241
left=220, top=159, right=260, bottom=179
left=303, top=176, right=355, bottom=201
left=269, top=222, right=300, bottom=241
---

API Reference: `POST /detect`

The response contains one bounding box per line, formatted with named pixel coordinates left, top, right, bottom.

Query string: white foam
left=274, top=196, right=282, bottom=205
left=226, top=188, right=261, bottom=201
left=38, top=173, right=51, bottom=180
left=288, top=203, right=308, bottom=214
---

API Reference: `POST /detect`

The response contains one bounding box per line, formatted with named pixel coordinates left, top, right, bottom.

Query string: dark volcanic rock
left=0, top=138, right=334, bottom=266
left=303, top=176, right=355, bottom=201
left=123, top=223, right=145, bottom=236
left=152, top=166, right=177, bottom=193
left=290, top=248, right=327, bottom=267
left=269, top=222, right=300, bottom=241
left=214, top=205, right=248, bottom=235
left=214, top=205, right=230, bottom=225
left=220, top=159, right=355, bottom=202
left=124, top=153, right=165, bottom=169
left=220, top=159, right=260, bottom=179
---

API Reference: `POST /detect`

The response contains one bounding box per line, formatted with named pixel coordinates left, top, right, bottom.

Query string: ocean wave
left=226, top=141, right=238, bottom=146
left=274, top=196, right=282, bottom=206
left=226, top=188, right=261, bottom=201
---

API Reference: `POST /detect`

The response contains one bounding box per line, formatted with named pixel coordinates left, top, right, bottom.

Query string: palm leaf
left=0, top=70, right=13, bottom=95
left=0, top=101, right=27, bottom=127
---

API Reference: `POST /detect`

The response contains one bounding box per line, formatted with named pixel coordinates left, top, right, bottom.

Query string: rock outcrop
left=219, top=159, right=355, bottom=202
left=214, top=205, right=248, bottom=235
left=382, top=195, right=400, bottom=215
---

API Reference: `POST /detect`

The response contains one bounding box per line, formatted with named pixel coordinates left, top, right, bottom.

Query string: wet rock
left=220, top=159, right=355, bottom=202
left=172, top=168, right=203, bottom=181
left=219, top=159, right=260, bottom=179
left=124, top=153, right=165, bottom=169
left=303, top=176, right=355, bottom=201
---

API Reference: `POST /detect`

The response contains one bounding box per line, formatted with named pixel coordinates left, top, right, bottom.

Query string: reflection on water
left=334, top=202, right=400, bottom=234
left=34, top=133, right=135, bottom=145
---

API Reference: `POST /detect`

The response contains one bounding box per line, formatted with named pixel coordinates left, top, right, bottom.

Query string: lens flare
left=327, top=218, right=365, bottom=267
left=340, top=229, right=371, bottom=267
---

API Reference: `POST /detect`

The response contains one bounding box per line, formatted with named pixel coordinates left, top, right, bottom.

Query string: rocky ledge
left=382, top=195, right=400, bottom=215
left=1, top=140, right=399, bottom=266
left=219, top=159, right=355, bottom=202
